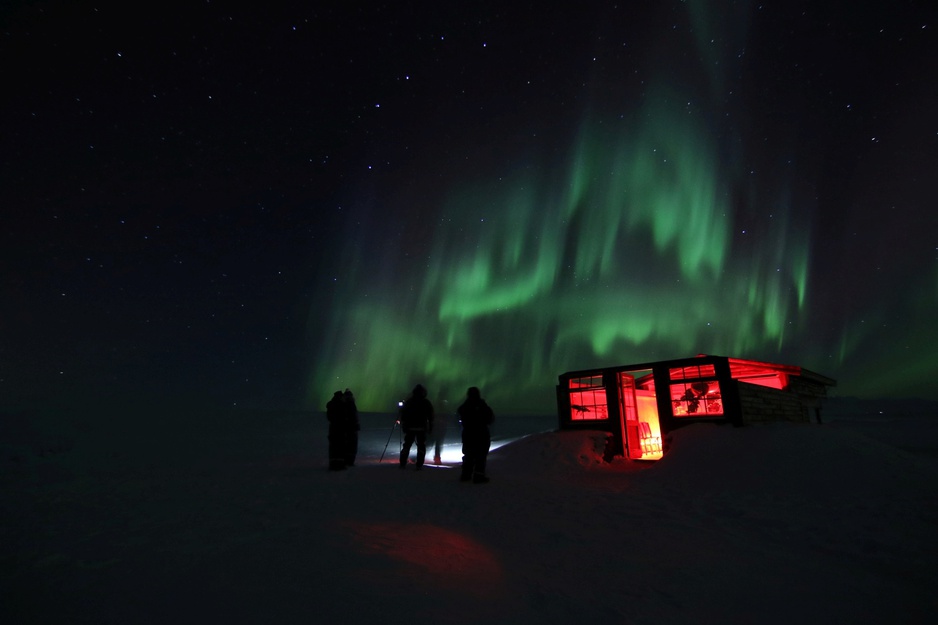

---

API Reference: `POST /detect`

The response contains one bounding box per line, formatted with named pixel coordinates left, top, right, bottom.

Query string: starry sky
left=2, top=1, right=936, bottom=414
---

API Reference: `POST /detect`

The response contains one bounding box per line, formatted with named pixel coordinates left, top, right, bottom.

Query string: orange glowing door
left=618, top=372, right=663, bottom=460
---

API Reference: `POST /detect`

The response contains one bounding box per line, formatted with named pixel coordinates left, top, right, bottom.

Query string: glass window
left=568, top=375, right=608, bottom=421
left=569, top=375, right=603, bottom=389
left=669, top=364, right=716, bottom=380
left=670, top=380, right=723, bottom=416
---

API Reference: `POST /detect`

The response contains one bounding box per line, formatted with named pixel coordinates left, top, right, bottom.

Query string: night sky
left=3, top=1, right=936, bottom=414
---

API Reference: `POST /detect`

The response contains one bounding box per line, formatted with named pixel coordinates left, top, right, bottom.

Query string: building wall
left=736, top=381, right=811, bottom=424
left=788, top=376, right=830, bottom=410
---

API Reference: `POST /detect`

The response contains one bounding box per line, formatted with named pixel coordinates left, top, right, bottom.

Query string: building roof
left=559, top=354, right=836, bottom=388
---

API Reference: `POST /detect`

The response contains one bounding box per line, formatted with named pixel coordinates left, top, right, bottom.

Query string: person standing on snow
left=458, top=386, right=494, bottom=483
left=399, top=384, right=434, bottom=470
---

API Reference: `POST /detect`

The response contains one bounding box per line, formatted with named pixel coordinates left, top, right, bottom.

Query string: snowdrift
left=2, top=409, right=937, bottom=624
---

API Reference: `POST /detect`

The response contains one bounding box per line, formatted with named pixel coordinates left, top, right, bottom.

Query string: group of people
left=325, top=388, right=360, bottom=470
left=325, top=384, right=494, bottom=484
left=397, top=384, right=495, bottom=483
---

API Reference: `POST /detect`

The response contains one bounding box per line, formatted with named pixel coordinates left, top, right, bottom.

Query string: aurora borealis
left=314, top=88, right=814, bottom=412
left=309, top=2, right=936, bottom=413
left=3, top=2, right=936, bottom=414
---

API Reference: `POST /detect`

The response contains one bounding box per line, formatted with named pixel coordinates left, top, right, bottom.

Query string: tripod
left=379, top=419, right=401, bottom=462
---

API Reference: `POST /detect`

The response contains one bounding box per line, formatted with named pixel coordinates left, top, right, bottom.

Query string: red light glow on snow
left=345, top=521, right=504, bottom=595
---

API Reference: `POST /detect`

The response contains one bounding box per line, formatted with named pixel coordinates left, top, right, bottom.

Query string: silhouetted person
left=458, top=386, right=494, bottom=483
left=326, top=390, right=347, bottom=470
left=343, top=388, right=360, bottom=466
left=399, top=384, right=434, bottom=470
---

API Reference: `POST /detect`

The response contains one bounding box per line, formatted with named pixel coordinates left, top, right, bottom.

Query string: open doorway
left=617, top=370, right=663, bottom=460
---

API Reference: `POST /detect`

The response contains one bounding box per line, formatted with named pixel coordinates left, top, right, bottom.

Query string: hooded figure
left=458, top=386, right=494, bottom=483
left=399, top=384, right=434, bottom=470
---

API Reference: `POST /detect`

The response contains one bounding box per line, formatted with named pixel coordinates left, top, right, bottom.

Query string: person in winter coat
left=458, top=386, right=494, bottom=483
left=342, top=388, right=360, bottom=466
left=326, top=390, right=347, bottom=470
left=399, top=384, right=434, bottom=470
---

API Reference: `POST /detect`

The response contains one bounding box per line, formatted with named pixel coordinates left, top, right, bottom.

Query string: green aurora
left=311, top=90, right=816, bottom=413
left=307, top=2, right=936, bottom=414
left=3, top=1, right=933, bottom=414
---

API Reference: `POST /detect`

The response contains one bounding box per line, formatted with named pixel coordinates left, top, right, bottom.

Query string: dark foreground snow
left=2, top=407, right=937, bottom=624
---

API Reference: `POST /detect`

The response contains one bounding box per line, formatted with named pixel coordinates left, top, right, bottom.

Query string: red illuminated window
left=671, top=380, right=723, bottom=416
left=568, top=375, right=608, bottom=421
left=669, top=364, right=716, bottom=380
left=569, top=375, right=602, bottom=389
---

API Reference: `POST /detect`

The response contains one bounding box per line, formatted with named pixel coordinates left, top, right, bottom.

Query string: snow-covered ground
left=2, top=404, right=937, bottom=624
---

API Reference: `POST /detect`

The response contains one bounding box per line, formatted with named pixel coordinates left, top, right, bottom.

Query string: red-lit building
left=556, top=354, right=836, bottom=461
